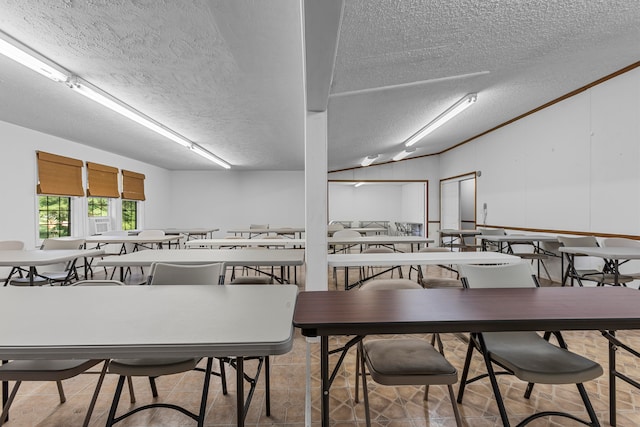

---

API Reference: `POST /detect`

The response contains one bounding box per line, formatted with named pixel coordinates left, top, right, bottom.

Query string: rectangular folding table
left=0, top=284, right=297, bottom=427
left=294, top=286, right=640, bottom=427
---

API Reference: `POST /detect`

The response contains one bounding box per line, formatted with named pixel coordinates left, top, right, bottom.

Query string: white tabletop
left=96, top=249, right=305, bottom=267
left=328, top=235, right=432, bottom=245
left=227, top=227, right=305, bottom=235
left=161, top=228, right=219, bottom=235
left=185, top=238, right=305, bottom=248
left=0, top=285, right=297, bottom=359
left=327, top=251, right=520, bottom=267
left=438, top=229, right=482, bottom=236
left=0, top=249, right=104, bottom=266
left=85, top=235, right=183, bottom=244
left=476, top=234, right=559, bottom=242
left=338, top=227, right=388, bottom=235
left=559, top=246, right=640, bottom=260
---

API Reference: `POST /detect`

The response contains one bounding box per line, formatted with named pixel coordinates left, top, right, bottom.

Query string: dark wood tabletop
left=293, top=287, right=640, bottom=336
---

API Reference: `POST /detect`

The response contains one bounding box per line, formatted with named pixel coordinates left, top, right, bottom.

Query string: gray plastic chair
left=105, top=262, right=225, bottom=426
left=457, top=262, right=603, bottom=427
left=0, top=240, right=25, bottom=286
left=356, top=278, right=461, bottom=427
left=9, top=238, right=85, bottom=286
left=558, top=235, right=633, bottom=287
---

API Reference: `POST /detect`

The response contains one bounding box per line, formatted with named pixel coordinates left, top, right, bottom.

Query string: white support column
left=305, top=110, right=329, bottom=291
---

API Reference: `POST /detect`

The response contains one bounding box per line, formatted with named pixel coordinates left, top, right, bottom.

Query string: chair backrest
left=0, top=241, right=24, bottom=250
left=328, top=223, right=344, bottom=233
left=73, top=279, right=125, bottom=286
left=479, top=228, right=506, bottom=236
left=250, top=224, right=269, bottom=229
left=557, top=235, right=598, bottom=248
left=602, top=237, right=640, bottom=248
left=458, top=262, right=538, bottom=289
left=332, top=230, right=362, bottom=238
left=148, top=262, right=224, bottom=286
left=359, top=278, right=423, bottom=291
left=137, top=229, right=165, bottom=238
left=362, top=247, right=393, bottom=254
left=41, top=238, right=85, bottom=250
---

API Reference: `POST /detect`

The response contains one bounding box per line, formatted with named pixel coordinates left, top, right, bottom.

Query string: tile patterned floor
left=3, top=262, right=640, bottom=426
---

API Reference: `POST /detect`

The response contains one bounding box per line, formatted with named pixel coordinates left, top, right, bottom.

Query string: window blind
left=86, top=162, right=119, bottom=198
left=36, top=151, right=85, bottom=196
left=121, top=170, right=146, bottom=201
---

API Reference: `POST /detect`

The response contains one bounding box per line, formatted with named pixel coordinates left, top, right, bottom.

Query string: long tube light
left=392, top=147, right=416, bottom=161
left=361, top=154, right=379, bottom=167
left=0, top=31, right=230, bottom=168
left=69, top=78, right=193, bottom=148
left=405, top=93, right=477, bottom=147
left=190, top=144, right=231, bottom=169
left=0, top=31, right=68, bottom=82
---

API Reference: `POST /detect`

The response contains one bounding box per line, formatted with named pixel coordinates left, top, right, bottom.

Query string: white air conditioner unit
left=91, top=217, right=112, bottom=235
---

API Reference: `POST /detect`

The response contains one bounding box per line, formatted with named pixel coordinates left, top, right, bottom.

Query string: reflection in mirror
left=328, top=181, right=428, bottom=236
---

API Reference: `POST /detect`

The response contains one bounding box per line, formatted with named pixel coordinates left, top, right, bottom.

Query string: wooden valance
left=36, top=151, right=85, bottom=196
left=121, top=170, right=146, bottom=201
left=86, top=162, right=120, bottom=198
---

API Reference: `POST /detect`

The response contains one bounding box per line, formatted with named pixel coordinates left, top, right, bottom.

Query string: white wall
left=167, top=171, right=305, bottom=237
left=440, top=67, right=640, bottom=235
left=0, top=120, right=171, bottom=249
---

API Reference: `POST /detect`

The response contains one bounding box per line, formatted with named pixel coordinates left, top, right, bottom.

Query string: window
left=39, top=196, right=71, bottom=238
left=122, top=200, right=138, bottom=230
left=88, top=197, right=109, bottom=217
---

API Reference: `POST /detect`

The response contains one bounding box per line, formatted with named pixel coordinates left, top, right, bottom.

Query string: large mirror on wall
left=440, top=172, right=477, bottom=234
left=328, top=180, right=428, bottom=236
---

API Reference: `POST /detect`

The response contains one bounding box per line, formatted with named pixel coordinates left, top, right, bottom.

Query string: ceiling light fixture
left=190, top=144, right=231, bottom=169
left=0, top=31, right=230, bottom=168
left=361, top=154, right=379, bottom=167
left=0, top=31, right=69, bottom=82
left=354, top=182, right=364, bottom=187
left=392, top=147, right=416, bottom=161
left=68, top=77, right=231, bottom=168
left=405, top=93, right=478, bottom=147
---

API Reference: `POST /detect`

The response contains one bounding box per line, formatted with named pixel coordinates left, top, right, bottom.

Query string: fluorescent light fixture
left=190, top=144, right=231, bottom=169
left=405, top=93, right=477, bottom=147
left=361, top=154, right=379, bottom=167
left=0, top=31, right=68, bottom=82
left=354, top=182, right=364, bottom=187
left=392, top=147, right=416, bottom=161
left=69, top=78, right=193, bottom=149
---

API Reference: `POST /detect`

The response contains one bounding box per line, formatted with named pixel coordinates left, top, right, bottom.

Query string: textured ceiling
left=0, top=0, right=638, bottom=171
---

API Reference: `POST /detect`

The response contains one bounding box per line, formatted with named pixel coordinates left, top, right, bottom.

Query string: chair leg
left=55, top=380, right=66, bottom=403
left=106, top=376, right=126, bottom=427
left=0, top=381, right=22, bottom=426
left=82, top=360, right=108, bottom=427
left=577, top=382, right=601, bottom=426
left=149, top=377, right=158, bottom=397
left=126, top=376, right=136, bottom=403
left=219, top=358, right=228, bottom=395
left=447, top=384, right=463, bottom=427
left=265, top=356, right=271, bottom=417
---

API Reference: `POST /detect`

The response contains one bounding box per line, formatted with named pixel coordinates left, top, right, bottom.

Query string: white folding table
left=328, top=251, right=521, bottom=290
left=0, top=284, right=297, bottom=426
left=0, top=249, right=104, bottom=285
left=328, top=235, right=433, bottom=253
left=97, top=249, right=305, bottom=283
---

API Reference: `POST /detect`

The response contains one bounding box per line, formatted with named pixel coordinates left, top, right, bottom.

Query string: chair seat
left=109, top=358, right=200, bottom=377
left=0, top=359, right=100, bottom=381
left=576, top=270, right=634, bottom=284
left=363, top=338, right=457, bottom=385
left=483, top=332, right=603, bottom=384
left=421, top=277, right=462, bottom=288
left=230, top=275, right=272, bottom=284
